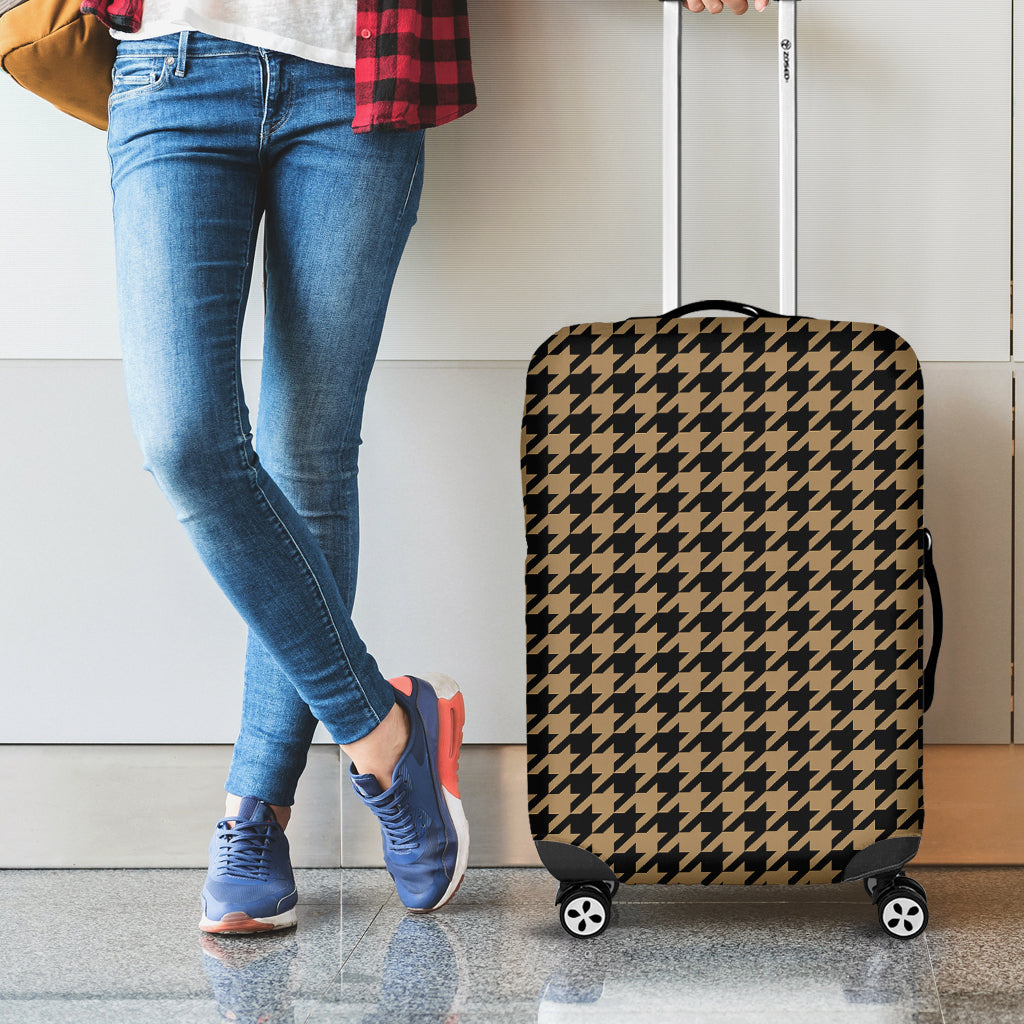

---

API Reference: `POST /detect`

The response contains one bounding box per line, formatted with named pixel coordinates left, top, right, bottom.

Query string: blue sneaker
left=350, top=673, right=470, bottom=912
left=199, top=796, right=298, bottom=934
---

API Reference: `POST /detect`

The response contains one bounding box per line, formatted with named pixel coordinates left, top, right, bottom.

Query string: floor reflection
left=200, top=930, right=299, bottom=1023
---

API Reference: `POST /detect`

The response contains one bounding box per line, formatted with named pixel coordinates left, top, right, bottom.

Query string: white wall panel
left=921, top=362, right=1012, bottom=744
left=0, top=0, right=664, bottom=744
left=355, top=361, right=529, bottom=742
left=0, top=0, right=665, bottom=362
left=383, top=0, right=664, bottom=360
left=0, top=360, right=251, bottom=742
left=0, top=743, right=538, bottom=868
left=0, top=0, right=1016, bottom=754
left=0, top=83, right=120, bottom=359
left=0, top=360, right=529, bottom=744
left=0, top=745, right=341, bottom=868
left=1014, top=0, right=1024, bottom=743
left=0, top=75, right=270, bottom=361
left=5, top=352, right=1005, bottom=746
left=676, top=2, right=1009, bottom=362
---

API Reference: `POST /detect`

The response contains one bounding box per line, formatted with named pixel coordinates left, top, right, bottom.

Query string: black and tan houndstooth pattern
left=522, top=315, right=925, bottom=886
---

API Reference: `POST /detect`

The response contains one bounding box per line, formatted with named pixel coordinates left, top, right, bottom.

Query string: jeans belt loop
left=175, top=30, right=189, bottom=78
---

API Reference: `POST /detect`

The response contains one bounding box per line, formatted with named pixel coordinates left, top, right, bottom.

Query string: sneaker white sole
left=199, top=907, right=298, bottom=934
left=416, top=672, right=471, bottom=912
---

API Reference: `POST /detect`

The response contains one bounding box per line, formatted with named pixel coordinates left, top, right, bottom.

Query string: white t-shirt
left=109, top=1, right=357, bottom=69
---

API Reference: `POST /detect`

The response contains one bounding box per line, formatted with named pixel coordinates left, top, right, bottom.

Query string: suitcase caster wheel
left=897, top=875, right=928, bottom=903
left=866, top=873, right=927, bottom=903
left=877, top=886, right=929, bottom=939
left=558, top=884, right=611, bottom=938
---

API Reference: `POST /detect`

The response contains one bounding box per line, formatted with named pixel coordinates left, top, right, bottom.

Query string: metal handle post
left=664, top=1, right=799, bottom=317
left=662, top=1, right=682, bottom=315
left=778, top=0, right=798, bottom=316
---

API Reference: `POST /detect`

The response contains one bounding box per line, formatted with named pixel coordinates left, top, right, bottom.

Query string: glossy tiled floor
left=0, top=867, right=1021, bottom=1023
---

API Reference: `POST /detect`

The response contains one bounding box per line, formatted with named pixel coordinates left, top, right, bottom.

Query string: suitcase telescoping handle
left=662, top=0, right=799, bottom=316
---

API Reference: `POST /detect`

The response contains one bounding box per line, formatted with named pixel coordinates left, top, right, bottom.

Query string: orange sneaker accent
left=390, top=675, right=414, bottom=697
left=436, top=690, right=465, bottom=799
left=201, top=912, right=275, bottom=934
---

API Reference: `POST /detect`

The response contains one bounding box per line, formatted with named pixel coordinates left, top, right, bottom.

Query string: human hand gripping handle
left=684, top=0, right=771, bottom=12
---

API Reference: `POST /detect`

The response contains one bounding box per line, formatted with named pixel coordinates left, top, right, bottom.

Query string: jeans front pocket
left=109, top=54, right=174, bottom=105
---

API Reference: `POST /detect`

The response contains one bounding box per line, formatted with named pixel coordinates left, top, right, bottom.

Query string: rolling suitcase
left=521, top=1, right=943, bottom=940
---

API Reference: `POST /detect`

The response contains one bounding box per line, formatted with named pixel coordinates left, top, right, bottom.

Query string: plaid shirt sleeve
left=352, top=0, right=477, bottom=134
left=79, top=0, right=477, bottom=134
left=79, top=0, right=143, bottom=32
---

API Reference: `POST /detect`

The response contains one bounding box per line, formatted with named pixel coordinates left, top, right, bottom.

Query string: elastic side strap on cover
left=923, top=527, right=942, bottom=713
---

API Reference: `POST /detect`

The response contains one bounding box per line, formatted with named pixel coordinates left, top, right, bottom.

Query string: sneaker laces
left=214, top=818, right=275, bottom=880
left=371, top=782, right=421, bottom=854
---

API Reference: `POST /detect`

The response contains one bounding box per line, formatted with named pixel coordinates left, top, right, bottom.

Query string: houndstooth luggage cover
left=522, top=312, right=926, bottom=886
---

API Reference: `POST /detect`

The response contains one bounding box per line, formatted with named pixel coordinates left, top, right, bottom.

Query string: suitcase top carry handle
left=663, top=299, right=783, bottom=319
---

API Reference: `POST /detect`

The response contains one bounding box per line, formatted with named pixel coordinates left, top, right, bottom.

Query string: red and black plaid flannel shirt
left=79, top=0, right=477, bottom=133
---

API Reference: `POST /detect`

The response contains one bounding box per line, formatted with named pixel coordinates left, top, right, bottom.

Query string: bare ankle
left=341, top=701, right=411, bottom=791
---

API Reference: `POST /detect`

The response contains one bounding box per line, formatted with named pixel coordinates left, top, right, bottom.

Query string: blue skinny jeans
left=106, top=30, right=425, bottom=805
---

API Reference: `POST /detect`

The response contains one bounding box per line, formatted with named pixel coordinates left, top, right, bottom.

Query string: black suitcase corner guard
left=840, top=837, right=922, bottom=883
left=536, top=840, right=618, bottom=884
